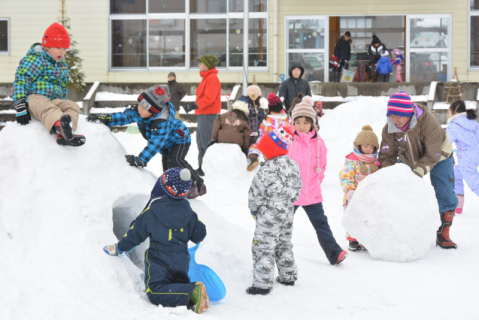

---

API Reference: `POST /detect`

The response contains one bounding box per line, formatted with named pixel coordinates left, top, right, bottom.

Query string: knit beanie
left=267, top=93, right=283, bottom=113
left=292, top=96, right=317, bottom=124
left=159, top=167, right=192, bottom=200
left=42, top=22, right=70, bottom=48
left=246, top=85, right=262, bottom=102
left=381, top=50, right=389, bottom=57
left=372, top=35, right=380, bottom=45
left=387, top=91, right=414, bottom=117
left=168, top=72, right=176, bottom=78
left=354, top=125, right=379, bottom=151
left=138, top=85, right=170, bottom=115
left=257, top=126, right=294, bottom=160
left=291, top=93, right=304, bottom=111
left=232, top=98, right=249, bottom=115
left=195, top=54, right=218, bottom=70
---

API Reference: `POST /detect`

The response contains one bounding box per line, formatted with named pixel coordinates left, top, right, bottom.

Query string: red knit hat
left=42, top=23, right=70, bottom=48
left=257, top=126, right=294, bottom=159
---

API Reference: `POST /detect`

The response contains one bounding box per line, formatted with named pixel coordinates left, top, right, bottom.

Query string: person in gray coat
left=279, top=62, right=312, bottom=113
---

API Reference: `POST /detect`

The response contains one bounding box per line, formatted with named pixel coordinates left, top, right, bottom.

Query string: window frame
left=108, top=0, right=268, bottom=72
left=469, top=4, right=479, bottom=70
left=0, top=18, right=10, bottom=55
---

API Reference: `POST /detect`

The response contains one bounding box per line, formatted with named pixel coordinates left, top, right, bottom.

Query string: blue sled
left=188, top=243, right=226, bottom=301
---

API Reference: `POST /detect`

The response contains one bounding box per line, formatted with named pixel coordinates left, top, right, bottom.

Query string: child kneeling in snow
left=339, top=125, right=380, bottom=251
left=209, top=98, right=252, bottom=154
left=12, top=22, right=86, bottom=146
left=288, top=97, right=348, bottom=265
left=247, top=126, right=302, bottom=295
left=103, top=168, right=209, bottom=314
left=247, top=93, right=289, bottom=171
left=87, top=85, right=206, bottom=199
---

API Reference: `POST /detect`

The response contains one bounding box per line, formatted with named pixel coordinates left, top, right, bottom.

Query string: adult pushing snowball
left=378, top=92, right=458, bottom=249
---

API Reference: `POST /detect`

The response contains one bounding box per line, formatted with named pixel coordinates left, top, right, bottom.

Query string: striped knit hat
left=138, top=85, right=170, bottom=115
left=387, top=91, right=414, bottom=117
left=292, top=96, right=317, bottom=124
left=257, top=126, right=294, bottom=159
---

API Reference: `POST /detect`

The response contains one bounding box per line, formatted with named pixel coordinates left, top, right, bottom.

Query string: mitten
left=86, top=114, right=112, bottom=125
left=125, top=155, right=147, bottom=168
left=183, top=103, right=198, bottom=113
left=347, top=190, right=355, bottom=201
left=13, top=98, right=31, bottom=125
left=103, top=243, right=124, bottom=256
left=207, top=140, right=216, bottom=148
left=250, top=210, right=257, bottom=219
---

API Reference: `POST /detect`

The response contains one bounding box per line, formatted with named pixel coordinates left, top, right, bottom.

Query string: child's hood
left=27, top=43, right=60, bottom=64
left=378, top=56, right=390, bottom=63
left=448, top=113, right=479, bottom=132
left=294, top=128, right=318, bottom=142
left=345, top=152, right=359, bottom=162
left=149, top=198, right=194, bottom=229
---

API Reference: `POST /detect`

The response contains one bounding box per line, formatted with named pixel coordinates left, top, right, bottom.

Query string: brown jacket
left=211, top=111, right=252, bottom=152
left=378, top=104, right=453, bottom=177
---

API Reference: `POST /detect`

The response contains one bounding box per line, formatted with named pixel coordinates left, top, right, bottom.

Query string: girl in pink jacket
left=288, top=96, right=348, bottom=265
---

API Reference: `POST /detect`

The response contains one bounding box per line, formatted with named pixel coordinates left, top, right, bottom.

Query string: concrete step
left=0, top=113, right=15, bottom=122
left=94, top=100, right=229, bottom=109
left=0, top=100, right=12, bottom=109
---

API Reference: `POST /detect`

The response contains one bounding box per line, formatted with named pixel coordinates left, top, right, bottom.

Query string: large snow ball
left=342, top=164, right=440, bottom=262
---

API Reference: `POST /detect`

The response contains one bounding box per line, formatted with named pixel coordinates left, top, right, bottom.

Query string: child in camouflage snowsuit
left=247, top=126, right=302, bottom=295
left=12, top=22, right=86, bottom=146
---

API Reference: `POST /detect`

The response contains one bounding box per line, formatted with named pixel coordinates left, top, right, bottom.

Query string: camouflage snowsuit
left=248, top=155, right=303, bottom=289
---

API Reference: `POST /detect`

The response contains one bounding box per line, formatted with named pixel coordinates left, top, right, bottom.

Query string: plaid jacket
left=109, top=102, right=191, bottom=163
left=12, top=43, right=69, bottom=104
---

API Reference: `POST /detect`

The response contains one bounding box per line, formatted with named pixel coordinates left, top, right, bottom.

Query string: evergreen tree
left=59, top=16, right=86, bottom=92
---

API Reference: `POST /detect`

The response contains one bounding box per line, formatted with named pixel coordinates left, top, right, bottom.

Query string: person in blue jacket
left=103, top=167, right=209, bottom=314
left=87, top=85, right=206, bottom=199
left=375, top=50, right=393, bottom=82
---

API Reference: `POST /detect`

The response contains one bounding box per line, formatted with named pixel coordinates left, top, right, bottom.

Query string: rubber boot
left=455, top=195, right=464, bottom=214
left=188, top=282, right=209, bottom=314
left=53, top=114, right=85, bottom=147
left=436, top=210, right=457, bottom=249
left=247, top=154, right=259, bottom=171
left=246, top=287, right=270, bottom=295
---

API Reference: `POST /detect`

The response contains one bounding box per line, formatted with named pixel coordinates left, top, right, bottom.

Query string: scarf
left=395, top=117, right=412, bottom=132
left=353, top=148, right=378, bottom=163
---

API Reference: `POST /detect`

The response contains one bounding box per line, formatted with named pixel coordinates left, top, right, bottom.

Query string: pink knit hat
left=291, top=96, right=317, bottom=124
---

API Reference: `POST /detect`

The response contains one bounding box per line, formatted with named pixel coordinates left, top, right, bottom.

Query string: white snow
left=428, top=81, right=438, bottom=101
left=1, top=97, right=478, bottom=319
left=83, top=81, right=100, bottom=100
left=95, top=92, right=138, bottom=101
left=433, top=101, right=477, bottom=110
left=312, top=95, right=428, bottom=103
left=343, top=164, right=439, bottom=262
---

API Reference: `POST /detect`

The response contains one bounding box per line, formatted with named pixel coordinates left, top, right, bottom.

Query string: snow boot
left=56, top=134, right=86, bottom=147
left=276, top=276, right=295, bottom=286
left=195, top=166, right=205, bottom=177
left=348, top=240, right=362, bottom=252
left=247, top=154, right=259, bottom=171
left=187, top=182, right=207, bottom=199
left=188, top=282, right=209, bottom=314
left=436, top=210, right=457, bottom=249
left=455, top=195, right=464, bottom=214
left=53, top=114, right=74, bottom=140
left=246, top=287, right=270, bottom=295
left=336, top=251, right=348, bottom=264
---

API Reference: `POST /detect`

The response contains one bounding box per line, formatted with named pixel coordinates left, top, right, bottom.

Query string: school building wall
left=0, top=0, right=476, bottom=87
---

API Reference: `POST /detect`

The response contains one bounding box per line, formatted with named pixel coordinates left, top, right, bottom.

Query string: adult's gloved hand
left=103, top=243, right=124, bottom=256
left=207, top=140, right=217, bottom=148
left=183, top=103, right=198, bottom=114
left=86, top=114, right=112, bottom=125
left=14, top=98, right=31, bottom=125
left=125, top=155, right=147, bottom=168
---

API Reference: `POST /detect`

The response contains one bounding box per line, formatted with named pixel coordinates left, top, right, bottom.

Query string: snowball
left=342, top=164, right=440, bottom=262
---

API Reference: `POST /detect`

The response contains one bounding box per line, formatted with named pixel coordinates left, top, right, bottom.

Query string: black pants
left=162, top=143, right=204, bottom=188
left=379, top=74, right=390, bottom=82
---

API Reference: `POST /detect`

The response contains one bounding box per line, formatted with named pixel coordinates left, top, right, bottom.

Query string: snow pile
left=0, top=119, right=159, bottom=318
left=342, top=164, right=440, bottom=262
left=202, top=143, right=257, bottom=227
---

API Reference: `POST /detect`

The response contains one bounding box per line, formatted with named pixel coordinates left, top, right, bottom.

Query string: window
left=285, top=16, right=327, bottom=82
left=0, top=18, right=9, bottom=55
left=109, top=0, right=267, bottom=70
left=470, top=0, right=479, bottom=68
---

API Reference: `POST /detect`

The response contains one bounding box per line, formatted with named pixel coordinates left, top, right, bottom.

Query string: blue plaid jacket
left=12, top=43, right=69, bottom=104
left=109, top=102, right=191, bottom=163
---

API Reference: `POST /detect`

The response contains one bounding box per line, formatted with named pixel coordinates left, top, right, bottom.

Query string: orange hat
left=42, top=22, right=70, bottom=48
left=257, top=126, right=294, bottom=160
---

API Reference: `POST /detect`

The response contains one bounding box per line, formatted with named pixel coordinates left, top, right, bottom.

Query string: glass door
left=406, top=15, right=451, bottom=82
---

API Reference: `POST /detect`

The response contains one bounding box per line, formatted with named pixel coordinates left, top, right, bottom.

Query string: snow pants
left=379, top=74, right=390, bottom=82
left=162, top=143, right=204, bottom=189
left=197, top=114, right=218, bottom=166
left=27, top=94, right=80, bottom=132
left=430, top=157, right=459, bottom=213
left=144, top=250, right=195, bottom=307
left=294, top=202, right=343, bottom=265
left=252, top=203, right=297, bottom=289
left=454, top=150, right=479, bottom=196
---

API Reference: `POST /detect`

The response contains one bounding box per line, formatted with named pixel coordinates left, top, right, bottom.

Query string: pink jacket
left=287, top=129, right=327, bottom=206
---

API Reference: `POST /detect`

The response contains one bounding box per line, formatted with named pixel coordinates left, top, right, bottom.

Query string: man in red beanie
left=12, top=22, right=85, bottom=146
left=247, top=126, right=303, bottom=296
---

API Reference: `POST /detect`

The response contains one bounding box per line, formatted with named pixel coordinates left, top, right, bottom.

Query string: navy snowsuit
left=117, top=196, right=206, bottom=307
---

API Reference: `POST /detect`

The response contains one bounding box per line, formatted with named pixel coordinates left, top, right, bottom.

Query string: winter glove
left=125, top=155, right=147, bottom=168
left=103, top=243, right=125, bottom=256
left=13, top=98, right=31, bottom=125
left=250, top=210, right=257, bottom=219
left=207, top=140, right=217, bottom=148
left=183, top=103, right=198, bottom=113
left=346, top=190, right=355, bottom=201
left=86, top=113, right=112, bottom=125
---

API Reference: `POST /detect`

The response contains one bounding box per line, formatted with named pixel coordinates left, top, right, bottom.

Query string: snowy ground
left=1, top=98, right=478, bottom=319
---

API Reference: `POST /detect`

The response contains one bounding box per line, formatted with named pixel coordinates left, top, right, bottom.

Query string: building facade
left=1, top=0, right=479, bottom=85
